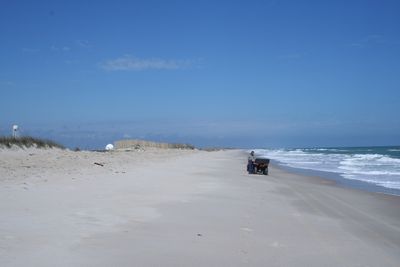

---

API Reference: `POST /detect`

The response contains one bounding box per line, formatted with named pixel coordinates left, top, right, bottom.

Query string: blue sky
left=1, top=0, right=399, bottom=149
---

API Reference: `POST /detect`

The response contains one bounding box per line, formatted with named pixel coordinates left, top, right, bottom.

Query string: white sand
left=1, top=148, right=399, bottom=266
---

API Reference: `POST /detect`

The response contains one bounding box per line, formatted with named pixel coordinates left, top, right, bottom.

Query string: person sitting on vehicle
left=247, top=151, right=256, bottom=174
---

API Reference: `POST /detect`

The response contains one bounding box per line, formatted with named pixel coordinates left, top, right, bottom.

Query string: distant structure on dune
left=114, top=139, right=195, bottom=150
left=12, top=125, right=19, bottom=138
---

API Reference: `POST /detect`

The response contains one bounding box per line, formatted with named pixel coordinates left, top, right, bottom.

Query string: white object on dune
left=105, top=144, right=114, bottom=151
left=12, top=125, right=19, bottom=138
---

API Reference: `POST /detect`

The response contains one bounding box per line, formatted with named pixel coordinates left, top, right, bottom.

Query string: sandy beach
left=1, top=148, right=399, bottom=266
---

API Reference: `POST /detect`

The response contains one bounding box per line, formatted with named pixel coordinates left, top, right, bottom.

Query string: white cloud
left=278, top=52, right=306, bottom=60
left=0, top=81, right=15, bottom=87
left=22, top=48, right=39, bottom=53
left=101, top=55, right=192, bottom=71
left=76, top=40, right=91, bottom=48
left=349, top=34, right=386, bottom=48
left=122, top=133, right=132, bottom=138
left=51, top=45, right=71, bottom=52
left=64, top=59, right=80, bottom=65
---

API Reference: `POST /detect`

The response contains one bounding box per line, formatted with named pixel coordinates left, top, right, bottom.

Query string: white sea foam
left=255, top=147, right=400, bottom=191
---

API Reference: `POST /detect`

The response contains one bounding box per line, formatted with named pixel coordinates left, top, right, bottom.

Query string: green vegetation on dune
left=0, top=136, right=65, bottom=149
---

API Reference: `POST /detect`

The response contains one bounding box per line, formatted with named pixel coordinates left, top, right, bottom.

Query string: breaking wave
left=255, top=146, right=400, bottom=190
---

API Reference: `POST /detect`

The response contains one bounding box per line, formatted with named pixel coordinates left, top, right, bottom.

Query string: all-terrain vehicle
left=248, top=158, right=270, bottom=175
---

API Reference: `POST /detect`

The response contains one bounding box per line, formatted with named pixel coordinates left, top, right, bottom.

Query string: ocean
left=254, top=146, right=400, bottom=195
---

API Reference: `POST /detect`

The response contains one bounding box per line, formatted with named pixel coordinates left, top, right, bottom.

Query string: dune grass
left=0, top=136, right=65, bottom=149
left=114, top=139, right=195, bottom=150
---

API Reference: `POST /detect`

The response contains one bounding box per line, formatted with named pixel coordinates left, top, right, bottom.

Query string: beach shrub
left=114, top=139, right=195, bottom=150
left=170, top=143, right=196, bottom=150
left=0, top=136, right=65, bottom=149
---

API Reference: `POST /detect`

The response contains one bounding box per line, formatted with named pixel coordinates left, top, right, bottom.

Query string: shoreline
left=270, top=160, right=400, bottom=197
left=250, top=147, right=400, bottom=197
left=1, top=148, right=400, bottom=266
